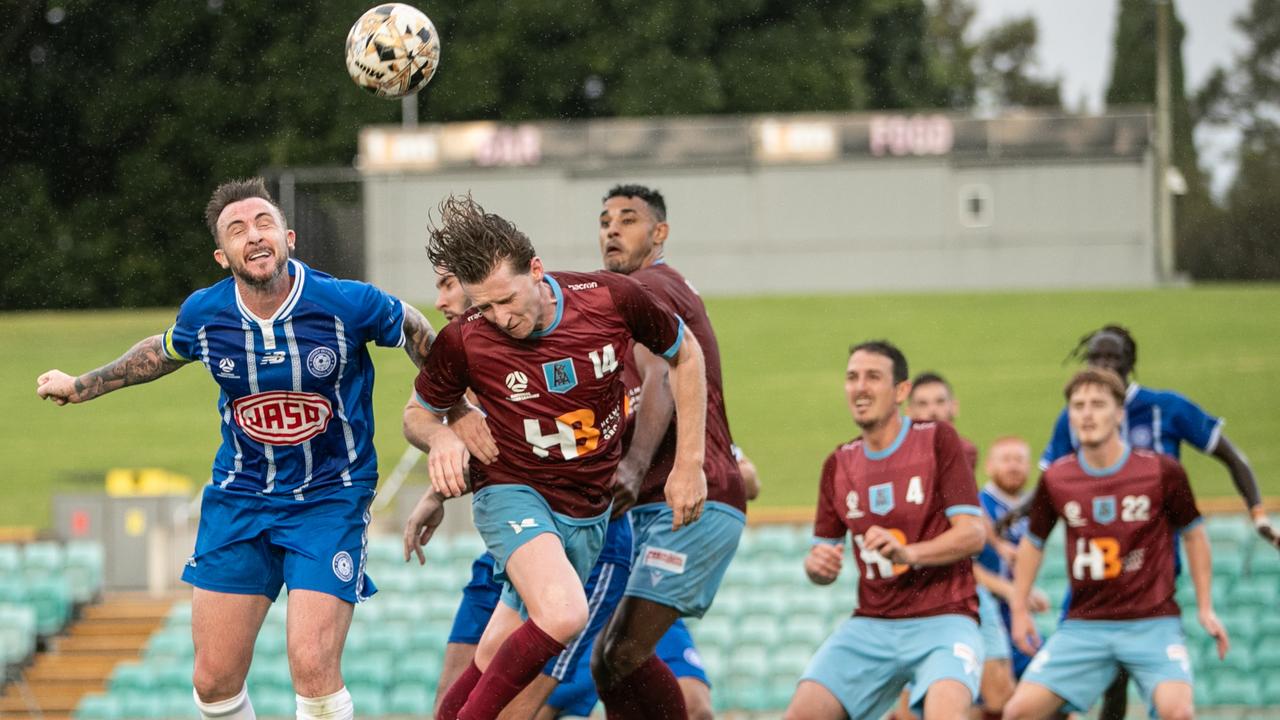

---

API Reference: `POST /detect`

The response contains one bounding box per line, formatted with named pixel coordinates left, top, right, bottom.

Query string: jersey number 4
left=524, top=409, right=600, bottom=460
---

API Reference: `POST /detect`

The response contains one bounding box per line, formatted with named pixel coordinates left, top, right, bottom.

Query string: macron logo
left=508, top=518, right=538, bottom=534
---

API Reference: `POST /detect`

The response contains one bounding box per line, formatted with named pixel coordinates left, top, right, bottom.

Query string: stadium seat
left=254, top=627, right=288, bottom=659
left=1209, top=674, right=1264, bottom=706
left=343, top=649, right=393, bottom=690
left=162, top=690, right=200, bottom=719
left=110, top=661, right=158, bottom=694
left=1251, top=639, right=1280, bottom=670
left=348, top=683, right=389, bottom=716
left=1248, top=544, right=1280, bottom=577
left=689, top=615, right=734, bottom=651
left=146, top=627, right=195, bottom=662
left=117, top=689, right=168, bottom=718
left=1261, top=678, right=1280, bottom=706
left=0, top=544, right=21, bottom=575
left=247, top=657, right=293, bottom=692
left=1229, top=576, right=1278, bottom=608
left=1206, top=517, right=1251, bottom=545
left=74, top=692, right=124, bottom=720
left=736, top=614, right=782, bottom=647
left=25, top=576, right=72, bottom=635
left=65, top=540, right=105, bottom=600
left=0, top=603, right=37, bottom=666
left=388, top=683, right=432, bottom=716
left=783, top=614, right=832, bottom=650
left=727, top=645, right=771, bottom=681
left=151, top=660, right=194, bottom=691
left=390, top=649, right=441, bottom=687
left=252, top=687, right=297, bottom=718
left=21, top=541, right=65, bottom=581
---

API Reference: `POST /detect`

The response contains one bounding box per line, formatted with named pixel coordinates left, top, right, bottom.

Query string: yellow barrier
left=104, top=468, right=194, bottom=497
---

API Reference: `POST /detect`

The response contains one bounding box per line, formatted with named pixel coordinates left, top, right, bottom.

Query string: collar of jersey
left=527, top=274, right=564, bottom=339
left=1125, top=382, right=1140, bottom=404
left=863, top=415, right=912, bottom=461
left=234, top=258, right=306, bottom=325
left=1077, top=443, right=1131, bottom=477
left=983, top=483, right=1025, bottom=508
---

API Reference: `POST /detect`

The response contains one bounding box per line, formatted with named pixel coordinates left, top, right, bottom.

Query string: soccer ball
left=345, top=4, right=441, bottom=99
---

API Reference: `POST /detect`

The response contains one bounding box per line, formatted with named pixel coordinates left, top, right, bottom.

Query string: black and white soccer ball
left=345, top=4, right=441, bottom=99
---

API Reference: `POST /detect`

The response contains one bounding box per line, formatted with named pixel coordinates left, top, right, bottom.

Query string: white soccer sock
left=295, top=686, right=354, bottom=720
left=193, top=684, right=256, bottom=720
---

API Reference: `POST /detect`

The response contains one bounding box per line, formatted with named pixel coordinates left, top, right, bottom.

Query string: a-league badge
left=1093, top=495, right=1117, bottom=525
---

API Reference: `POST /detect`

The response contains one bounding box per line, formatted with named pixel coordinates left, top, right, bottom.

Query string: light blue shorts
left=800, top=614, right=983, bottom=720
left=470, top=485, right=609, bottom=617
left=1021, top=617, right=1192, bottom=718
left=978, top=586, right=1011, bottom=661
left=625, top=501, right=745, bottom=618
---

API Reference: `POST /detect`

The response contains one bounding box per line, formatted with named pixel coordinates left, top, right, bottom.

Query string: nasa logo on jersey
left=331, top=551, right=354, bottom=582
left=1093, top=495, right=1117, bottom=525
left=542, top=358, right=578, bottom=394
left=217, top=357, right=239, bottom=379
left=232, top=391, right=334, bottom=445
left=869, top=482, right=895, bottom=515
left=307, top=347, right=338, bottom=378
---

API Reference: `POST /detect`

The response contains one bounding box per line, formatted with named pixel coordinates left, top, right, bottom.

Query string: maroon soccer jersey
left=813, top=419, right=981, bottom=620
left=620, top=262, right=745, bottom=512
left=1026, top=448, right=1201, bottom=621
left=414, top=271, right=684, bottom=518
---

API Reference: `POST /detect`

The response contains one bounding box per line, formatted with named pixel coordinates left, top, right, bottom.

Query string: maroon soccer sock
left=436, top=661, right=483, bottom=720
left=598, top=655, right=688, bottom=720
left=456, top=620, right=566, bottom=720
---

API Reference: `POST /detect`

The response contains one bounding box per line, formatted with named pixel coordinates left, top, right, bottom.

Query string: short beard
left=235, top=257, right=288, bottom=290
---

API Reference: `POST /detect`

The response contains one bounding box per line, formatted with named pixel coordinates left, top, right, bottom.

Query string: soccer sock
left=456, top=620, right=566, bottom=720
left=598, top=655, right=687, bottom=720
left=295, top=686, right=354, bottom=720
left=436, top=661, right=484, bottom=720
left=193, top=684, right=256, bottom=720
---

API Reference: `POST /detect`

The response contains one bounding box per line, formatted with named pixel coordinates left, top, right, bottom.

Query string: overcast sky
left=968, top=0, right=1249, bottom=192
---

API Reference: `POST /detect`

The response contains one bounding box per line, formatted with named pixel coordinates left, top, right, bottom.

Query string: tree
left=1193, top=0, right=1280, bottom=278
left=975, top=16, right=1062, bottom=110
left=1105, top=0, right=1219, bottom=277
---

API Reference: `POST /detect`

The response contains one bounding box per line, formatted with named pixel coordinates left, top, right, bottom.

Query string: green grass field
left=3, top=284, right=1278, bottom=528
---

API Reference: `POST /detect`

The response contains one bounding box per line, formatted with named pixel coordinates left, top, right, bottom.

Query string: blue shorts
left=471, top=485, right=608, bottom=617
left=1021, top=617, right=1192, bottom=717
left=181, top=483, right=376, bottom=603
left=546, top=614, right=709, bottom=717
left=800, top=615, right=983, bottom=720
left=625, top=502, right=744, bottom=618
left=978, top=586, right=1011, bottom=661
left=447, top=553, right=500, bottom=645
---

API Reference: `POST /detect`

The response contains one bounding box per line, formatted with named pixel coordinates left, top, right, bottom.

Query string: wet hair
left=1063, top=368, right=1127, bottom=405
left=848, top=340, right=909, bottom=385
left=603, top=184, right=667, bottom=222
left=204, top=177, right=286, bottom=241
left=910, top=371, right=951, bottom=394
left=1066, top=324, right=1137, bottom=372
left=426, top=194, right=536, bottom=284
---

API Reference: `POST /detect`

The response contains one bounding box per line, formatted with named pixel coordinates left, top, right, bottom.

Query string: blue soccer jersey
left=1039, top=383, right=1222, bottom=470
left=162, top=259, right=406, bottom=497
left=977, top=484, right=1028, bottom=577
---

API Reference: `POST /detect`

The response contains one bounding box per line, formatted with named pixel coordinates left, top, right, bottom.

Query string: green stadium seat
left=343, top=649, right=392, bottom=689
left=146, top=627, right=194, bottom=662
left=1256, top=611, right=1280, bottom=637
left=74, top=692, right=124, bottom=720
left=151, top=660, right=194, bottom=691
left=118, top=689, right=168, bottom=718
left=1209, top=674, right=1263, bottom=706
left=252, top=687, right=297, bottom=718
left=390, top=649, right=441, bottom=687
left=247, top=657, right=293, bottom=692
left=21, top=541, right=65, bottom=579
left=348, top=683, right=389, bottom=716
left=163, top=690, right=200, bottom=719
left=26, top=577, right=72, bottom=635
left=1261, top=678, right=1280, bottom=705
left=0, top=544, right=21, bottom=575
left=1206, top=517, right=1251, bottom=545
left=388, top=683, right=432, bottom=715
left=0, top=603, right=37, bottom=665
left=1218, top=644, right=1254, bottom=672
left=1248, top=544, right=1280, bottom=577
left=774, top=645, right=812, bottom=677
left=110, top=661, right=157, bottom=693
left=783, top=615, right=832, bottom=650
left=65, top=540, right=105, bottom=601
left=690, top=615, right=734, bottom=651
left=741, top=589, right=789, bottom=616
left=1229, top=576, right=1278, bottom=608
left=737, top=615, right=782, bottom=647
left=254, top=628, right=287, bottom=659
left=726, top=645, right=770, bottom=680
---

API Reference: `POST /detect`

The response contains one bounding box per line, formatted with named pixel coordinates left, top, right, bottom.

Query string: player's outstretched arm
left=1211, top=436, right=1277, bottom=549
left=612, top=344, right=675, bottom=517
left=400, top=301, right=437, bottom=371
left=403, top=395, right=470, bottom=498
left=37, top=334, right=186, bottom=405
left=1183, top=524, right=1230, bottom=659
left=1008, top=537, right=1046, bottom=656
left=663, top=330, right=708, bottom=530
left=403, top=485, right=447, bottom=565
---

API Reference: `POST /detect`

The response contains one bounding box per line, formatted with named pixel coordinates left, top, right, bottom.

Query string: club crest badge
left=1093, top=495, right=1117, bottom=525
left=869, top=482, right=895, bottom=516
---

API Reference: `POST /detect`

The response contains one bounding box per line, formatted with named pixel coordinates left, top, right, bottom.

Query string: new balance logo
left=507, top=518, right=538, bottom=534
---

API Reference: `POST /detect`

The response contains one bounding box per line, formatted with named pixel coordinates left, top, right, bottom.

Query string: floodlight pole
left=1155, top=0, right=1175, bottom=281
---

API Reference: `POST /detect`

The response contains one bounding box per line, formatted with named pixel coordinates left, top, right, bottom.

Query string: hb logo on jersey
left=232, top=391, right=334, bottom=445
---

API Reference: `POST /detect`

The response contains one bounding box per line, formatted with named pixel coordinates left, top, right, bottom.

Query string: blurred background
left=2, top=0, right=1278, bottom=718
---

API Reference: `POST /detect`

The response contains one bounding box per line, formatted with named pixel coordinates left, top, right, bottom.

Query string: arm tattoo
left=72, top=335, right=186, bottom=401
left=401, top=301, right=437, bottom=370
